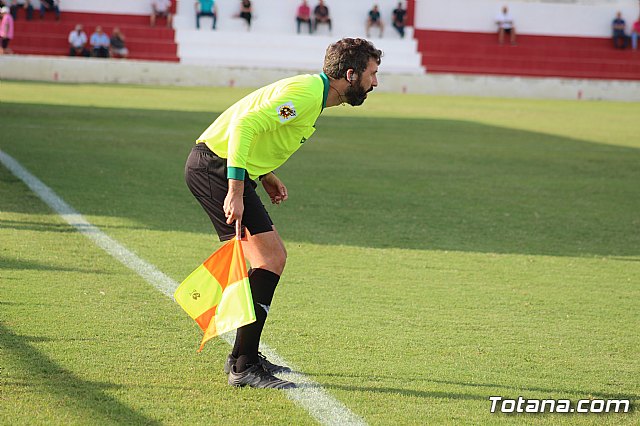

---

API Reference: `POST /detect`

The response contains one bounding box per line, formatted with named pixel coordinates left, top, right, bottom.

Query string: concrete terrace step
left=176, top=30, right=424, bottom=74
left=12, top=48, right=179, bottom=62
left=10, top=11, right=178, bottom=62
left=425, top=64, right=640, bottom=81
left=415, top=29, right=640, bottom=80
left=14, top=21, right=174, bottom=39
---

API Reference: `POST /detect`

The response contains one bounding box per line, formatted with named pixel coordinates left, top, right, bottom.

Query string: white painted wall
left=2, top=55, right=639, bottom=101
left=415, top=0, right=639, bottom=37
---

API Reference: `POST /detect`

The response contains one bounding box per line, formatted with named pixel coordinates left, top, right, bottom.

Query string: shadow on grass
left=1, top=103, right=639, bottom=257
left=0, top=323, right=160, bottom=425
left=427, top=378, right=640, bottom=402
left=0, top=255, right=105, bottom=273
left=317, top=383, right=486, bottom=401
left=0, top=219, right=77, bottom=233
left=307, top=372, right=639, bottom=401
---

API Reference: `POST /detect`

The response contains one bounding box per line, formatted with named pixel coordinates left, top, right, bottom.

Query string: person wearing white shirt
left=151, top=0, right=172, bottom=27
left=495, top=5, right=516, bottom=45
left=68, top=23, right=89, bottom=56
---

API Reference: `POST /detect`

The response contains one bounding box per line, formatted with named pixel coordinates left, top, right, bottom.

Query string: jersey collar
left=320, top=72, right=329, bottom=111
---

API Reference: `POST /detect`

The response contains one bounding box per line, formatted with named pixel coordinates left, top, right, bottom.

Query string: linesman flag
left=174, top=229, right=255, bottom=352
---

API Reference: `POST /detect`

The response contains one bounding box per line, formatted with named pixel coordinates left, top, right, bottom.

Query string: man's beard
left=344, top=83, right=373, bottom=106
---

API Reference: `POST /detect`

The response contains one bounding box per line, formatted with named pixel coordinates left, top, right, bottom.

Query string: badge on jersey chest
left=277, top=102, right=297, bottom=123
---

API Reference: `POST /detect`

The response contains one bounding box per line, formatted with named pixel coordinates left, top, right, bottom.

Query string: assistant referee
left=185, top=38, right=382, bottom=389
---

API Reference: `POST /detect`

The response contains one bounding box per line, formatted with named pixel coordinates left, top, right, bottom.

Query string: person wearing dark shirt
left=392, top=2, right=406, bottom=38
left=10, top=1, right=34, bottom=21
left=238, top=0, right=251, bottom=30
left=109, top=27, right=129, bottom=58
left=39, top=0, right=59, bottom=20
left=314, top=0, right=331, bottom=33
left=366, top=4, right=383, bottom=38
left=612, top=11, right=628, bottom=49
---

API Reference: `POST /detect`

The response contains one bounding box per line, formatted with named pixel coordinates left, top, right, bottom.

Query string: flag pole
left=235, top=220, right=242, bottom=241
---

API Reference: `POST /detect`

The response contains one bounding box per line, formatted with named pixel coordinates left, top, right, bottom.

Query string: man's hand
left=261, top=173, right=288, bottom=205
left=224, top=179, right=244, bottom=224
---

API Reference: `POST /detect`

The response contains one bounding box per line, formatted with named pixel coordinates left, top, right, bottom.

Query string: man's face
left=345, top=59, right=379, bottom=106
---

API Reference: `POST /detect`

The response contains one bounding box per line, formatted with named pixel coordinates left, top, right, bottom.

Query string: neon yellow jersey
left=196, top=73, right=330, bottom=181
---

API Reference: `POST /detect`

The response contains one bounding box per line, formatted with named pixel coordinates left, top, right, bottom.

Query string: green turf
left=1, top=81, right=638, bottom=425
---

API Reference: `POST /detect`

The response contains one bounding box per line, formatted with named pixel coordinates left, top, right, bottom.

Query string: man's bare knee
left=264, top=247, right=286, bottom=275
left=243, top=230, right=287, bottom=275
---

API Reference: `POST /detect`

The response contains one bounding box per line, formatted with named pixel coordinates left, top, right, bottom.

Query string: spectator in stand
left=314, top=0, right=331, bottom=33
left=68, top=24, right=89, bottom=57
left=90, top=25, right=110, bottom=58
left=39, top=0, right=59, bottom=21
left=9, top=1, right=34, bottom=21
left=495, top=5, right=516, bottom=45
left=0, top=6, right=14, bottom=54
left=392, top=2, right=406, bottom=38
left=110, top=26, right=128, bottom=58
left=196, top=0, right=217, bottom=30
left=236, top=0, right=252, bottom=30
left=296, top=0, right=312, bottom=34
left=631, top=14, right=640, bottom=50
left=366, top=4, right=384, bottom=38
left=612, top=11, right=628, bottom=49
left=151, top=0, right=173, bottom=28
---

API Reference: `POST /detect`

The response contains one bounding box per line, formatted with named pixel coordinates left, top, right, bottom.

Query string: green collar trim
left=320, top=72, right=329, bottom=111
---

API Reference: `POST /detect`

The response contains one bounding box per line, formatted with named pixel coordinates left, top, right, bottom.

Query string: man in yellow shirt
left=185, top=38, right=382, bottom=389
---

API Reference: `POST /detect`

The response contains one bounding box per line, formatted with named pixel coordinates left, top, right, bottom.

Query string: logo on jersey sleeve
left=277, top=102, right=297, bottom=123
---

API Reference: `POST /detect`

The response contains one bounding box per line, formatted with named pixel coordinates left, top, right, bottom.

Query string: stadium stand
left=9, top=6, right=178, bottom=62
left=416, top=30, right=640, bottom=81
left=172, top=0, right=424, bottom=74
left=415, top=0, right=640, bottom=81
left=4, top=0, right=639, bottom=81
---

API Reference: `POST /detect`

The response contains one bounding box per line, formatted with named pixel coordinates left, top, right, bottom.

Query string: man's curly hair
left=323, top=38, right=383, bottom=80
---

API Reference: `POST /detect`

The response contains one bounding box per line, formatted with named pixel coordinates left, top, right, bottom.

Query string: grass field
left=1, top=80, right=639, bottom=425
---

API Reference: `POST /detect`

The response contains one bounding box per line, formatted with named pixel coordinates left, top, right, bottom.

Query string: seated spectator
left=632, top=14, right=640, bottom=51
left=314, top=0, right=331, bottom=33
left=68, top=24, right=89, bottom=57
left=151, top=0, right=172, bottom=28
left=612, top=11, right=628, bottom=49
left=0, top=6, right=14, bottom=54
left=392, top=2, right=406, bottom=38
left=110, top=26, right=128, bottom=58
left=296, top=0, right=312, bottom=34
left=236, top=0, right=251, bottom=30
left=10, top=1, right=34, bottom=21
left=90, top=26, right=110, bottom=58
left=39, top=0, right=59, bottom=21
left=495, top=5, right=516, bottom=45
left=366, top=4, right=384, bottom=38
left=196, top=0, right=216, bottom=30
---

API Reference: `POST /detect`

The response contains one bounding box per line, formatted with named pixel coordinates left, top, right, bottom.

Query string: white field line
left=0, top=149, right=367, bottom=426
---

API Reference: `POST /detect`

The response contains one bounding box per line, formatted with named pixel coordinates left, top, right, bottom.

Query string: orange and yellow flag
left=174, top=238, right=255, bottom=351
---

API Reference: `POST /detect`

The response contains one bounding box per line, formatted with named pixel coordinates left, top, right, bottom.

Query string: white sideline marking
left=0, top=149, right=367, bottom=426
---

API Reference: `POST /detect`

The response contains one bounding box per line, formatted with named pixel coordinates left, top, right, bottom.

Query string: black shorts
left=184, top=143, right=273, bottom=241
left=1, top=38, right=10, bottom=49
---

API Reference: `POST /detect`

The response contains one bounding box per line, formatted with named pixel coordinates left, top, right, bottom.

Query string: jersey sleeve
left=226, top=84, right=316, bottom=180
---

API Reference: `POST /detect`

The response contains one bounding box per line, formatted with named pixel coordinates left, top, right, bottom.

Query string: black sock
left=231, top=268, right=279, bottom=371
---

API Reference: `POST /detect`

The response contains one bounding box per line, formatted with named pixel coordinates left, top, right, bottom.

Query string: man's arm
left=261, top=172, right=288, bottom=205
left=224, top=179, right=244, bottom=225
left=226, top=89, right=310, bottom=180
